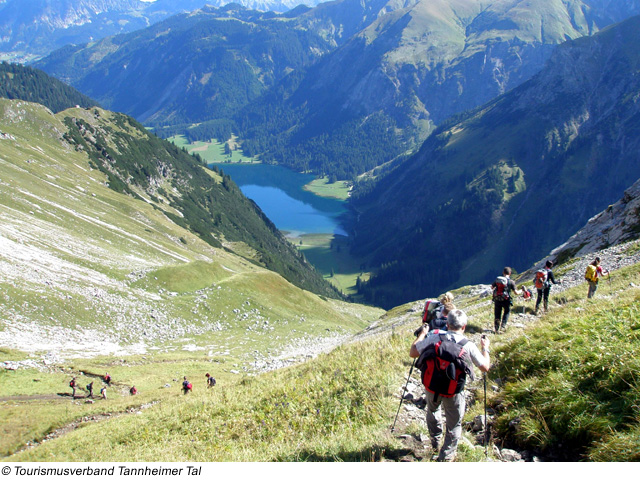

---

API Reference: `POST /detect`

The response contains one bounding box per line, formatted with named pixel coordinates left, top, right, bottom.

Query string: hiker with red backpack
left=69, top=377, right=77, bottom=398
left=585, top=257, right=609, bottom=298
left=534, top=260, right=560, bottom=315
left=421, top=292, right=454, bottom=332
left=491, top=267, right=522, bottom=333
left=182, top=376, right=193, bottom=395
left=410, top=309, right=490, bottom=462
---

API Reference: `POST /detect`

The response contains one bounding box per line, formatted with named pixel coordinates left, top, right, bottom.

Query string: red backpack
left=493, top=276, right=510, bottom=302
left=416, top=333, right=475, bottom=399
left=534, top=269, right=548, bottom=289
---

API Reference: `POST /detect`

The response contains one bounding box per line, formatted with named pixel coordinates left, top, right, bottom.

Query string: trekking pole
left=391, top=358, right=416, bottom=432
left=484, top=372, right=488, bottom=459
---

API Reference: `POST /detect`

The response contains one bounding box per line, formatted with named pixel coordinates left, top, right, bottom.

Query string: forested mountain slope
left=0, top=63, right=341, bottom=298
left=35, top=0, right=640, bottom=178
left=35, top=5, right=335, bottom=136
left=0, top=62, right=98, bottom=112
left=350, top=14, right=640, bottom=308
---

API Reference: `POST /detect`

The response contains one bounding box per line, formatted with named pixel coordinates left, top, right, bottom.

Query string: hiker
left=585, top=257, right=609, bottom=298
left=69, top=377, right=77, bottom=398
left=182, top=376, right=192, bottom=394
left=100, top=386, right=107, bottom=400
left=491, top=267, right=522, bottom=333
left=410, top=309, right=490, bottom=462
left=421, top=292, right=454, bottom=331
left=86, top=381, right=94, bottom=398
left=534, top=260, right=560, bottom=315
left=130, top=386, right=137, bottom=396
left=104, top=372, right=111, bottom=385
left=206, top=373, right=216, bottom=388
left=430, top=301, right=454, bottom=331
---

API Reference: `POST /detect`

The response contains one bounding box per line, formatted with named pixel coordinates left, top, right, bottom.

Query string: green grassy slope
left=9, top=241, right=639, bottom=462
left=0, top=98, right=383, bottom=457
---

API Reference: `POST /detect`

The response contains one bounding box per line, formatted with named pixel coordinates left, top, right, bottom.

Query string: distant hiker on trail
left=130, top=386, right=137, bottom=396
left=182, top=376, right=192, bottom=395
left=100, top=386, right=107, bottom=400
left=104, top=372, right=111, bottom=385
left=491, top=267, right=522, bottom=334
left=585, top=257, right=610, bottom=298
left=206, top=373, right=216, bottom=388
left=534, top=260, right=560, bottom=315
left=86, top=381, right=94, bottom=398
left=69, top=377, right=77, bottom=398
left=410, top=309, right=490, bottom=462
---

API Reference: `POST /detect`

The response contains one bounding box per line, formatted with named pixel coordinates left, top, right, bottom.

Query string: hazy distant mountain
left=350, top=14, right=640, bottom=308
left=0, top=0, right=327, bottom=61
left=36, top=6, right=334, bottom=132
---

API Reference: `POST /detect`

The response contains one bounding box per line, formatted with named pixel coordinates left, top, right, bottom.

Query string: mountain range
left=32, top=0, right=640, bottom=179
left=350, top=13, right=640, bottom=308
left=6, top=0, right=640, bottom=309
left=0, top=0, right=326, bottom=62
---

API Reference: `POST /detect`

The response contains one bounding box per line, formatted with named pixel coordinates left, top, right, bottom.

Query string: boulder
left=500, top=448, right=523, bottom=462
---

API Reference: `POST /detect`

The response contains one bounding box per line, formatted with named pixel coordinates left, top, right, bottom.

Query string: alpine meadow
left=1, top=0, right=640, bottom=468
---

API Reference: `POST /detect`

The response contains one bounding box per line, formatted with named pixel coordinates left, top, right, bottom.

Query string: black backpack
left=417, top=333, right=475, bottom=399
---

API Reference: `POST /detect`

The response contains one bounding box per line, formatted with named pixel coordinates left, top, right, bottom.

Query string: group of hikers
left=68, top=372, right=139, bottom=398
left=491, top=257, right=609, bottom=333
left=68, top=372, right=112, bottom=399
left=182, top=373, right=217, bottom=394
left=70, top=371, right=217, bottom=399
left=407, top=256, right=610, bottom=461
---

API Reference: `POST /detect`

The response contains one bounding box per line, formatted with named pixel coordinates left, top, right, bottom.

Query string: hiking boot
left=430, top=437, right=440, bottom=450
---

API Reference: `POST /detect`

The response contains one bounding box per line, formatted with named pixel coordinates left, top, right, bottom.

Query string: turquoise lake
left=210, top=163, right=348, bottom=236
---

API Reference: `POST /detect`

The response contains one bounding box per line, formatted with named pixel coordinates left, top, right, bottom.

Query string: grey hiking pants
left=425, top=390, right=465, bottom=461
left=587, top=280, right=598, bottom=298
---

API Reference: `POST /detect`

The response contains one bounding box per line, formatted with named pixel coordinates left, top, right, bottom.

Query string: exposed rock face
left=550, top=178, right=640, bottom=261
